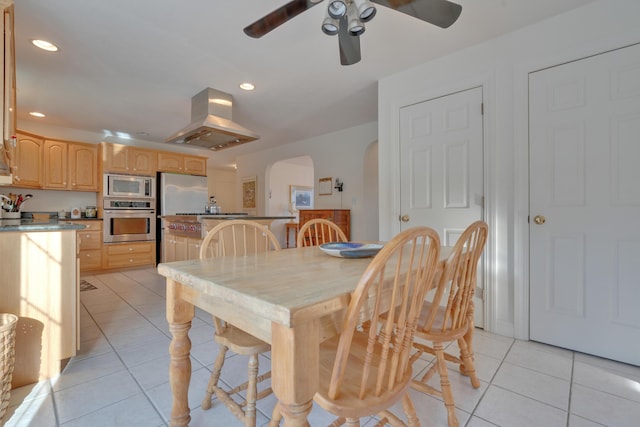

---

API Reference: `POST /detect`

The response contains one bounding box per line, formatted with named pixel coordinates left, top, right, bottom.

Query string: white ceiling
left=14, top=0, right=596, bottom=168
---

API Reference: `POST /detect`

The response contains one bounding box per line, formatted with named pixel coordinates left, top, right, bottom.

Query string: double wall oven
left=103, top=174, right=156, bottom=243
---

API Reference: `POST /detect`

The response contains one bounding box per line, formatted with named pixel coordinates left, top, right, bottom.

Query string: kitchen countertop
left=0, top=218, right=87, bottom=232
left=162, top=214, right=295, bottom=222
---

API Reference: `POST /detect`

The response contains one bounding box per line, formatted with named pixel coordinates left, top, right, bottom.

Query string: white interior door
left=400, top=86, right=484, bottom=326
left=529, top=43, right=640, bottom=365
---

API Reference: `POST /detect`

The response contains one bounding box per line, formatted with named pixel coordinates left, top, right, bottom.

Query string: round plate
left=319, top=242, right=383, bottom=258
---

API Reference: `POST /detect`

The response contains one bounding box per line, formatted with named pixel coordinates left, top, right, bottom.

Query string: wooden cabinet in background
left=298, top=209, right=351, bottom=240
left=74, top=220, right=103, bottom=271
left=12, top=131, right=43, bottom=188
left=103, top=241, right=155, bottom=269
left=44, top=140, right=98, bottom=191
left=102, top=142, right=156, bottom=176
left=158, top=152, right=207, bottom=176
left=163, top=233, right=202, bottom=262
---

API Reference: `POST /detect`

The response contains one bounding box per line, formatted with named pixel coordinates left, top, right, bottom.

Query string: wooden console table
left=285, top=222, right=298, bottom=248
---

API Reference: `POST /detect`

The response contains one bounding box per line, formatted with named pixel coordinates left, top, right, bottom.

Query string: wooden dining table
left=157, top=244, right=451, bottom=427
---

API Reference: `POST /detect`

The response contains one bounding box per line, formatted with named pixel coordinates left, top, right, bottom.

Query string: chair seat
left=215, top=325, right=271, bottom=355
left=315, top=332, right=413, bottom=419
left=416, top=302, right=469, bottom=342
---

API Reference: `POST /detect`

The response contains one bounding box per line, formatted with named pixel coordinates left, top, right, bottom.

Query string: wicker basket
left=0, top=313, right=18, bottom=423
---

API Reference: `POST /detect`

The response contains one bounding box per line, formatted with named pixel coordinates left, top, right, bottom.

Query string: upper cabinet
left=12, top=132, right=43, bottom=188
left=14, top=131, right=99, bottom=191
left=44, top=139, right=98, bottom=191
left=104, top=143, right=206, bottom=176
left=69, top=143, right=99, bottom=190
left=0, top=2, right=16, bottom=183
left=102, top=143, right=156, bottom=176
left=157, top=152, right=207, bottom=176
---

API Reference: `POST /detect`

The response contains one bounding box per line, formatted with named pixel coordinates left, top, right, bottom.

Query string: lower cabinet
left=163, top=233, right=202, bottom=262
left=0, top=229, right=79, bottom=387
left=103, top=241, right=156, bottom=269
left=74, top=220, right=103, bottom=271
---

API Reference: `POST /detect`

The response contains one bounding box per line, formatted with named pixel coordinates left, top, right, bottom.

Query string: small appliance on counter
left=85, top=206, right=97, bottom=218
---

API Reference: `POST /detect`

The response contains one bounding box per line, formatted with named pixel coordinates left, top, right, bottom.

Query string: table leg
left=286, top=226, right=290, bottom=249
left=271, top=320, right=319, bottom=427
left=166, top=279, right=195, bottom=427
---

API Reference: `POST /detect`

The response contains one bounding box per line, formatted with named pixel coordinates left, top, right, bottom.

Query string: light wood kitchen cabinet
left=158, top=152, right=207, bottom=176
left=69, top=143, right=99, bottom=190
left=103, top=241, right=155, bottom=269
left=44, top=139, right=98, bottom=191
left=74, top=220, right=103, bottom=271
left=102, top=142, right=156, bottom=176
left=0, top=228, right=79, bottom=387
left=1, top=2, right=16, bottom=181
left=11, top=131, right=43, bottom=188
left=298, top=209, right=351, bottom=240
left=163, top=233, right=201, bottom=262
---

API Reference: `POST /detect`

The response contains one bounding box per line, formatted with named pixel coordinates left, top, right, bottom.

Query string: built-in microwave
left=104, top=174, right=155, bottom=199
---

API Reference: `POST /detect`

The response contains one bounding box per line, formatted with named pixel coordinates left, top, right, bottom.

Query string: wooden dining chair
left=271, top=226, right=441, bottom=427
left=297, top=218, right=348, bottom=247
left=199, top=219, right=281, bottom=427
left=410, top=220, right=488, bottom=427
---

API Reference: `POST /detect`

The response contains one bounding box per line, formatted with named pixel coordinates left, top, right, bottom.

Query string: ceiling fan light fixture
left=327, top=0, right=347, bottom=19
left=353, top=0, right=376, bottom=22
left=347, top=6, right=365, bottom=36
left=322, top=18, right=339, bottom=36
left=322, top=10, right=340, bottom=36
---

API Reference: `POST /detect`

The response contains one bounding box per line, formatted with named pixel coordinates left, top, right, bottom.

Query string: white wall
left=378, top=0, right=640, bottom=338
left=236, top=121, right=379, bottom=242
left=268, top=157, right=314, bottom=247
left=207, top=168, right=237, bottom=212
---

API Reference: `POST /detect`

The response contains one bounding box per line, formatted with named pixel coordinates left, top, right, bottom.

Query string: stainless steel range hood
left=165, top=88, right=259, bottom=151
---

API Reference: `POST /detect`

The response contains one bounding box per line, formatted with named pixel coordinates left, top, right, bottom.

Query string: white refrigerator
left=156, top=172, right=209, bottom=262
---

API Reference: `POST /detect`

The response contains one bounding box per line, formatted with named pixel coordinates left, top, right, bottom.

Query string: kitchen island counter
left=0, top=218, right=86, bottom=232
left=161, top=214, right=294, bottom=222
left=0, top=223, right=81, bottom=388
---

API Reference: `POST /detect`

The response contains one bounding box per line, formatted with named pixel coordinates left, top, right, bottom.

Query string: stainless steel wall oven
left=103, top=198, right=156, bottom=243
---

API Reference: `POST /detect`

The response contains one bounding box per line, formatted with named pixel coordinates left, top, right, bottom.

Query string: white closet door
left=529, top=43, right=640, bottom=365
left=400, top=86, right=484, bottom=326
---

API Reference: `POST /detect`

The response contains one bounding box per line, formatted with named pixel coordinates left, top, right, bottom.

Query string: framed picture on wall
left=242, top=176, right=257, bottom=210
left=290, top=185, right=313, bottom=210
left=318, top=177, right=332, bottom=195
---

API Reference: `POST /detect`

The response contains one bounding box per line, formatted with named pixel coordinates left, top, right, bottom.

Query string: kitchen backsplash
left=1, top=187, right=98, bottom=213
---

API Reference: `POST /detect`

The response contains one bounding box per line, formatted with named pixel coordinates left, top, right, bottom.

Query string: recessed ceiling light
left=239, top=82, right=255, bottom=91
left=29, top=111, right=45, bottom=118
left=31, top=39, right=59, bottom=52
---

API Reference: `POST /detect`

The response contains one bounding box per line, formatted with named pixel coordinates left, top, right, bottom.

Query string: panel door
left=70, top=143, right=98, bottom=191
left=44, top=140, right=68, bottom=189
left=400, top=86, right=484, bottom=325
left=529, top=43, right=640, bottom=365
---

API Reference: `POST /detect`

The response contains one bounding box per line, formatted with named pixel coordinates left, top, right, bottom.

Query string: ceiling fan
left=243, top=0, right=462, bottom=66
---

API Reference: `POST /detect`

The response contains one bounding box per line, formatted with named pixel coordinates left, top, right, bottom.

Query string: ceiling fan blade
left=371, top=0, right=462, bottom=28
left=244, top=0, right=322, bottom=38
left=338, top=17, right=361, bottom=66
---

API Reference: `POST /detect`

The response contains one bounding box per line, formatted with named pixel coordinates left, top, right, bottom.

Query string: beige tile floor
left=2, top=267, right=640, bottom=426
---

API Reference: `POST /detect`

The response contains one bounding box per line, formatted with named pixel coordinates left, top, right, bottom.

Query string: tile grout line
left=463, top=338, right=516, bottom=426
left=72, top=273, right=173, bottom=425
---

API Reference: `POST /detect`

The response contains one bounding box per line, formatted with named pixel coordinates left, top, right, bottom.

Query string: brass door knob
left=533, top=215, right=546, bottom=225
left=400, top=215, right=410, bottom=222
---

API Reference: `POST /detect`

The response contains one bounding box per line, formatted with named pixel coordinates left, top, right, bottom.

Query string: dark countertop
left=162, top=214, right=295, bottom=223
left=0, top=218, right=86, bottom=232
